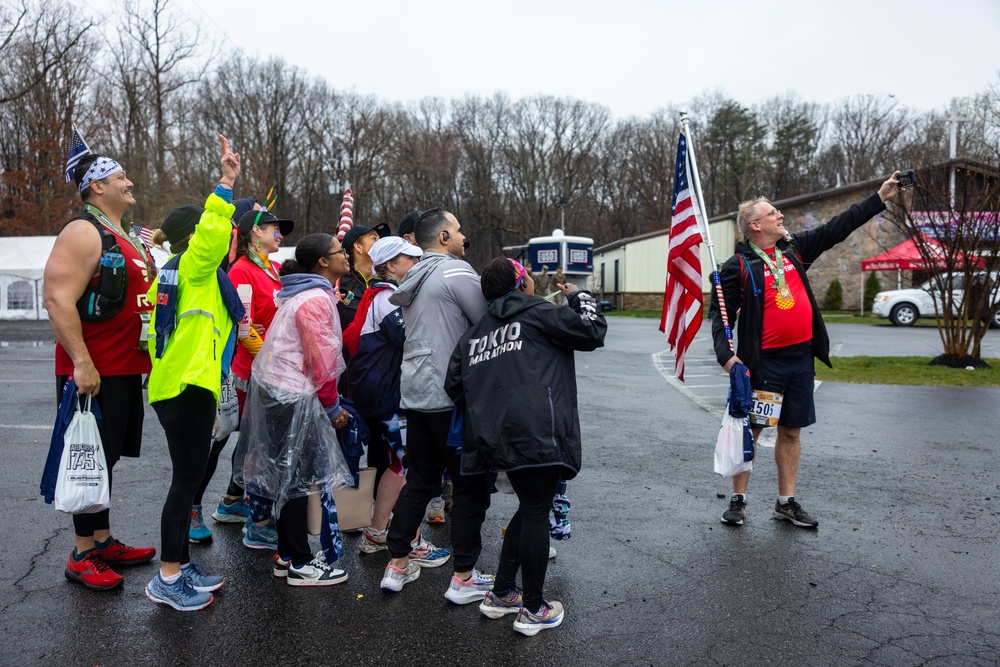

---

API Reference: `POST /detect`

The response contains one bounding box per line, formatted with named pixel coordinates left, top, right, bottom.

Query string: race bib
left=749, top=389, right=783, bottom=427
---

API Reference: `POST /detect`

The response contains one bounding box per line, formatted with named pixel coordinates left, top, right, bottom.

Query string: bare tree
left=821, top=94, right=911, bottom=185
left=887, top=161, right=1000, bottom=366
left=0, top=0, right=94, bottom=105
left=0, top=0, right=97, bottom=234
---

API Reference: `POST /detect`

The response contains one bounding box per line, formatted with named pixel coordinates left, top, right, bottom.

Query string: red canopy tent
left=861, top=235, right=982, bottom=272
left=861, top=236, right=948, bottom=271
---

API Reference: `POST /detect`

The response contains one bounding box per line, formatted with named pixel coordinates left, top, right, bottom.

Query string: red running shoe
left=65, top=551, right=124, bottom=590
left=95, top=538, right=156, bottom=565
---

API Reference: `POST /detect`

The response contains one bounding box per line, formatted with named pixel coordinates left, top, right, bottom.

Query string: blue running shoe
left=243, top=520, right=278, bottom=550
left=212, top=497, right=251, bottom=523
left=146, top=573, right=213, bottom=611
left=408, top=539, right=450, bottom=568
left=188, top=506, right=212, bottom=544
left=513, top=600, right=565, bottom=636
left=181, top=562, right=224, bottom=592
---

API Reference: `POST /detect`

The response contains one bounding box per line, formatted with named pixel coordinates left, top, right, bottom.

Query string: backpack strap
left=66, top=211, right=128, bottom=322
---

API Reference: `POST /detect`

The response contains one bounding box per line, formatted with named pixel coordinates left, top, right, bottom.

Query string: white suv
left=872, top=272, right=1000, bottom=328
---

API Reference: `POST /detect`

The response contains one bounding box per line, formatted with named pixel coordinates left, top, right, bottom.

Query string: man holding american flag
left=711, top=173, right=902, bottom=528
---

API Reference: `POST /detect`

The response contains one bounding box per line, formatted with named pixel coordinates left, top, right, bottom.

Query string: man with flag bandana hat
left=44, top=149, right=158, bottom=590
left=711, top=172, right=902, bottom=528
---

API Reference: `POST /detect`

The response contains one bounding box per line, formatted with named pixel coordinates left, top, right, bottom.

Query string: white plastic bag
left=54, top=395, right=110, bottom=514
left=213, top=373, right=240, bottom=441
left=714, top=412, right=753, bottom=479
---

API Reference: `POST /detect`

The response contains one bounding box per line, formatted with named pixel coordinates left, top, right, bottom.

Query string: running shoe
left=380, top=562, right=420, bottom=593
left=188, top=506, right=213, bottom=544
left=479, top=587, right=523, bottom=619
left=444, top=569, right=495, bottom=605
left=773, top=498, right=818, bottom=528
left=64, top=550, right=123, bottom=590
left=513, top=600, right=565, bottom=636
left=425, top=496, right=446, bottom=524
left=242, top=521, right=278, bottom=550
left=722, top=495, right=747, bottom=526
left=95, top=538, right=155, bottom=565
left=408, top=539, right=450, bottom=568
left=359, top=526, right=388, bottom=554
left=181, top=562, right=224, bottom=592
left=287, top=557, right=348, bottom=587
left=145, top=572, right=213, bottom=612
left=212, top=497, right=251, bottom=523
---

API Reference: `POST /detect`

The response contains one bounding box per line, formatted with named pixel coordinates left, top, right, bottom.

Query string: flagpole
left=680, top=112, right=733, bottom=351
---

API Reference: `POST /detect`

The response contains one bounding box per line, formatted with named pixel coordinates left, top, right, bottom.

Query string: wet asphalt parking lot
left=1, top=318, right=998, bottom=666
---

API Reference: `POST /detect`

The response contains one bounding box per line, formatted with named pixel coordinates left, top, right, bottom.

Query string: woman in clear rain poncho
left=234, top=233, right=355, bottom=586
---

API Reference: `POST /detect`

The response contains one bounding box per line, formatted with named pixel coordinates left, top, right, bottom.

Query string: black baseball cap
left=237, top=210, right=294, bottom=237
left=342, top=222, right=391, bottom=251
left=396, top=210, right=422, bottom=238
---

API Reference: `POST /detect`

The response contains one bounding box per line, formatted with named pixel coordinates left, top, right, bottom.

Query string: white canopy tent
left=0, top=236, right=56, bottom=320
left=0, top=235, right=297, bottom=321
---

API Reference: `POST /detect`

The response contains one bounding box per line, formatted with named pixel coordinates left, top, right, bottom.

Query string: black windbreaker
left=445, top=290, right=607, bottom=479
left=710, top=192, right=886, bottom=380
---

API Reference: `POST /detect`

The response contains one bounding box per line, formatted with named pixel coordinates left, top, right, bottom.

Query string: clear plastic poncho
left=233, top=281, right=353, bottom=516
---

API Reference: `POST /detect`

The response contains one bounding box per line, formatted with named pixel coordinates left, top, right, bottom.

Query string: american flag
left=132, top=225, right=155, bottom=247
left=659, top=131, right=705, bottom=382
left=64, top=127, right=92, bottom=183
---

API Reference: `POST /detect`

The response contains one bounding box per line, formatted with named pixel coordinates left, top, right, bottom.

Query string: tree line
left=2, top=0, right=999, bottom=268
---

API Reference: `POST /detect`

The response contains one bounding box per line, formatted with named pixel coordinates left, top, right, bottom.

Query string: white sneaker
left=513, top=600, right=565, bottom=636
left=444, top=569, right=495, bottom=605
left=286, top=557, right=348, bottom=587
left=380, top=562, right=420, bottom=593
left=549, top=546, right=557, bottom=559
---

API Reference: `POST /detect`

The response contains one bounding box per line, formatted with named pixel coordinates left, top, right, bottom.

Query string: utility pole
left=936, top=99, right=971, bottom=209
left=555, top=196, right=568, bottom=232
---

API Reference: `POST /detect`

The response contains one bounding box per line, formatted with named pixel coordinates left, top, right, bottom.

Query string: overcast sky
left=95, top=0, right=999, bottom=120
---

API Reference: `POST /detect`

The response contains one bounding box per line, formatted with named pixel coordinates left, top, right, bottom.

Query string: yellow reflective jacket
left=146, top=193, right=236, bottom=404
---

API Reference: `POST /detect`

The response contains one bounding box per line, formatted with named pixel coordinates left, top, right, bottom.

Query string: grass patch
left=818, top=356, right=1000, bottom=386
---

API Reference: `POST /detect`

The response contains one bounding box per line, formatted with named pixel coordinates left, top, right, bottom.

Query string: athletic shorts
left=752, top=353, right=816, bottom=428
left=57, top=374, right=145, bottom=465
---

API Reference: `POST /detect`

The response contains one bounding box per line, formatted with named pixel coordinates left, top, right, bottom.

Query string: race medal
left=749, top=390, right=783, bottom=427
left=775, top=286, right=795, bottom=310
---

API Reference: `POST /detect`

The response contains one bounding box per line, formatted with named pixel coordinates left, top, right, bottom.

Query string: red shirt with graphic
left=760, top=248, right=813, bottom=350
left=55, top=227, right=155, bottom=377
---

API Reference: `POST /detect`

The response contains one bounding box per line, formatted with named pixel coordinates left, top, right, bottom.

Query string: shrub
left=824, top=279, right=843, bottom=311
left=864, top=271, right=882, bottom=309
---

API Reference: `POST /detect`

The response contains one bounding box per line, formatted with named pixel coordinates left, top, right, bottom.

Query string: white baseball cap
left=369, top=236, right=423, bottom=267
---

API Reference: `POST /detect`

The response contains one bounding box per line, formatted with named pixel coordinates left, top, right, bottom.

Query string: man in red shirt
left=711, top=172, right=902, bottom=528
left=44, top=153, right=158, bottom=589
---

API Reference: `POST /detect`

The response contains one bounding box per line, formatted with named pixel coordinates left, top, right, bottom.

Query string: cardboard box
left=307, top=467, right=375, bottom=534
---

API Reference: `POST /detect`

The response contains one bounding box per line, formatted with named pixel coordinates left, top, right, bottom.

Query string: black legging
left=494, top=466, right=563, bottom=614
left=276, top=496, right=311, bottom=566
left=193, top=435, right=244, bottom=506
left=152, top=385, right=217, bottom=564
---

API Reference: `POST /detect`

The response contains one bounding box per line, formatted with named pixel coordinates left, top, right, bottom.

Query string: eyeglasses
left=326, top=248, right=348, bottom=257
left=749, top=208, right=781, bottom=225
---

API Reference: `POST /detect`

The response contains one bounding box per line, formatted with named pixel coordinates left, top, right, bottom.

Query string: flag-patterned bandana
left=79, top=157, right=123, bottom=193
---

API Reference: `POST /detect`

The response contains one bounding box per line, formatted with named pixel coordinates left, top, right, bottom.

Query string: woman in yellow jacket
left=143, top=135, right=244, bottom=611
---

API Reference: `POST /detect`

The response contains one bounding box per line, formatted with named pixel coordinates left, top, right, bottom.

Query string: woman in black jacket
left=445, top=257, right=606, bottom=636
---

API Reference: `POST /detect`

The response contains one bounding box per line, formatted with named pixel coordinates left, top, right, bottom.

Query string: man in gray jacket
left=381, top=208, right=494, bottom=604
